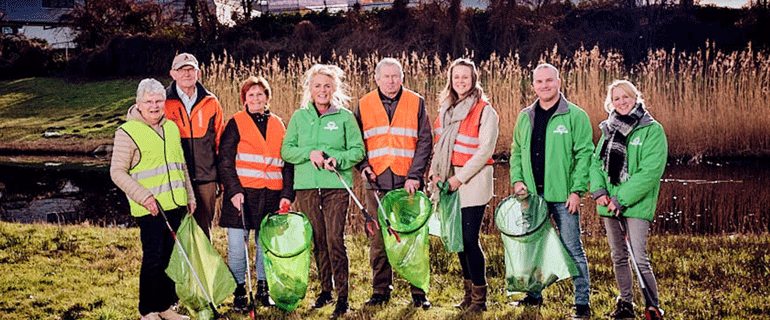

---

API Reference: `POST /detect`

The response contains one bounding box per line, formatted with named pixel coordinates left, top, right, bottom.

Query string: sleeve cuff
left=611, top=196, right=626, bottom=212
left=592, top=189, right=609, bottom=200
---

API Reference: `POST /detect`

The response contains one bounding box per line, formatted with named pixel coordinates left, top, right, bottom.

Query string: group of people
left=111, top=52, right=667, bottom=320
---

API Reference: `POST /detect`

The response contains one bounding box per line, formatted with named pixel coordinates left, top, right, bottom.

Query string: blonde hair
left=438, top=58, right=487, bottom=107
left=300, top=64, right=351, bottom=108
left=604, top=80, right=645, bottom=113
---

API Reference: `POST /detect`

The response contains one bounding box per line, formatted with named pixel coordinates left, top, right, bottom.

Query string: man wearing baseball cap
left=165, top=52, right=224, bottom=239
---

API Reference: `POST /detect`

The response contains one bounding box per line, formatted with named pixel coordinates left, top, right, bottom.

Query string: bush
left=0, top=36, right=59, bottom=79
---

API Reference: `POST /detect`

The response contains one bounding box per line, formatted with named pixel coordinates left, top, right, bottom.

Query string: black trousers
left=136, top=207, right=185, bottom=315
left=457, top=205, right=487, bottom=286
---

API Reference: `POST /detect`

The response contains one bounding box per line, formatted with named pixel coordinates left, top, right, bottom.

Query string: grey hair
left=300, top=64, right=351, bottom=108
left=533, top=63, right=559, bottom=80
left=374, top=58, right=404, bottom=80
left=136, top=78, right=166, bottom=102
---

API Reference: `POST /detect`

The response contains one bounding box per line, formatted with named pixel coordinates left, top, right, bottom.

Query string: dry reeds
left=200, top=45, right=770, bottom=235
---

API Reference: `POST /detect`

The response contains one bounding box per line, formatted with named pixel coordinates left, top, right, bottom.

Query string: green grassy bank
left=1, top=222, right=767, bottom=319
left=0, top=78, right=139, bottom=152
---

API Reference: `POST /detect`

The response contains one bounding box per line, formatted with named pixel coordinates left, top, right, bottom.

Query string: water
left=1, top=156, right=767, bottom=234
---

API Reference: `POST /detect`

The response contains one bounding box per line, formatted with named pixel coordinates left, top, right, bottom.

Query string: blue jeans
left=227, top=228, right=266, bottom=284
left=527, top=198, right=591, bottom=305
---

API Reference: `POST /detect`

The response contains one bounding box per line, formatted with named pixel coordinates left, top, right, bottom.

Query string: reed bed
left=200, top=45, right=770, bottom=235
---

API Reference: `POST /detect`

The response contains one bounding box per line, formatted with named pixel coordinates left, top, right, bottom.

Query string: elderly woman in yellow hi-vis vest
left=110, top=78, right=196, bottom=320
left=430, top=58, right=499, bottom=314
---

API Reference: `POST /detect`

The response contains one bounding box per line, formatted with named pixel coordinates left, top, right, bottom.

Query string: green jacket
left=281, top=103, right=365, bottom=190
left=510, top=94, right=594, bottom=202
left=590, top=113, right=668, bottom=221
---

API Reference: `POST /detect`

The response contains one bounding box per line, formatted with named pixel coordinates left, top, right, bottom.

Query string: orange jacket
left=165, top=82, right=224, bottom=183
left=359, top=89, right=421, bottom=176
left=232, top=110, right=285, bottom=190
left=434, top=99, right=494, bottom=166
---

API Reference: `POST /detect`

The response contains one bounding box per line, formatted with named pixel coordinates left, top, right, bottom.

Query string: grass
left=0, top=78, right=141, bottom=143
left=1, top=221, right=768, bottom=319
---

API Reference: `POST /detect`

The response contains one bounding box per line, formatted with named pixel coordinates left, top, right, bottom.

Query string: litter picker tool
left=616, top=217, right=663, bottom=320
left=322, top=153, right=380, bottom=236
left=239, top=203, right=257, bottom=319
left=367, top=179, right=401, bottom=242
left=157, top=201, right=228, bottom=320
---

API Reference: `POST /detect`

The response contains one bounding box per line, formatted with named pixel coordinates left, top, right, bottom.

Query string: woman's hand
left=142, top=196, right=159, bottom=216
left=448, top=176, right=462, bottom=191
left=278, top=198, right=292, bottom=215
left=596, top=195, right=610, bottom=207
left=323, top=156, right=337, bottom=171
left=309, top=150, right=325, bottom=170
left=231, top=193, right=244, bottom=210
left=607, top=200, right=620, bottom=217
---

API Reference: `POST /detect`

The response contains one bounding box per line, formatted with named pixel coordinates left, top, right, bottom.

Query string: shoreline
left=0, top=137, right=113, bottom=157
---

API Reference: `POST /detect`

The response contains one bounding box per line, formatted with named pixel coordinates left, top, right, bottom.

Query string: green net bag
left=166, top=215, right=236, bottom=319
left=378, top=189, right=432, bottom=292
left=494, top=193, right=578, bottom=293
left=259, top=211, right=313, bottom=311
left=430, top=181, right=463, bottom=252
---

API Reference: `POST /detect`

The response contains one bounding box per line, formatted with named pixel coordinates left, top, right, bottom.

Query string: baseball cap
left=171, top=53, right=199, bottom=70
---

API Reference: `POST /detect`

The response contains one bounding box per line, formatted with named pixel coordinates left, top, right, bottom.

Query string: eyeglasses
left=176, top=67, right=197, bottom=74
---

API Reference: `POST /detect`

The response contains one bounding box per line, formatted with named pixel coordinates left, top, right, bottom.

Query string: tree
left=60, top=0, right=169, bottom=49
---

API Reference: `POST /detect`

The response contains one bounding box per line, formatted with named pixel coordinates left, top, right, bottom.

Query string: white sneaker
left=140, top=312, right=161, bottom=320
left=159, top=308, right=190, bottom=320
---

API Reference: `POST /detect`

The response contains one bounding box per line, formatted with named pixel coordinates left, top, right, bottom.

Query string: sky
left=698, top=0, right=750, bottom=7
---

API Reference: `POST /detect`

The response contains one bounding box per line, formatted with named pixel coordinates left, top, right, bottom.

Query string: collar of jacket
left=166, top=81, right=213, bottom=107
left=306, top=102, right=341, bottom=117
left=522, top=92, right=571, bottom=121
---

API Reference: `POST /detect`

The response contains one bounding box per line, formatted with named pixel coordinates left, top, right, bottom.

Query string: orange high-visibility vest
left=433, top=100, right=494, bottom=166
left=233, top=111, right=285, bottom=190
left=359, top=89, right=421, bottom=176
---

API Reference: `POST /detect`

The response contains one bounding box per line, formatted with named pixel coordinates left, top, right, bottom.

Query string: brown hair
left=438, top=58, right=486, bottom=107
left=239, top=76, right=272, bottom=106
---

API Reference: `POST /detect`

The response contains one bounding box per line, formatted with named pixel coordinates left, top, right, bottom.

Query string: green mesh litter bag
left=166, top=215, right=236, bottom=319
left=259, top=211, right=313, bottom=311
left=378, top=189, right=432, bottom=292
left=431, top=181, right=463, bottom=252
left=494, top=193, right=578, bottom=293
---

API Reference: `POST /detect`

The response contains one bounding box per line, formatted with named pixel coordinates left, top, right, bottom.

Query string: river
left=1, top=156, right=767, bottom=235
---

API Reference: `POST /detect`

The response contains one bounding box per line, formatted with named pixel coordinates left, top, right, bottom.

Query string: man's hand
left=596, top=195, right=610, bottom=207
left=565, top=192, right=582, bottom=215
left=310, top=150, right=325, bottom=170
left=513, top=181, right=528, bottom=196
left=448, top=176, right=462, bottom=192
left=361, top=166, right=376, bottom=182
left=608, top=200, right=620, bottom=217
left=404, top=179, right=420, bottom=195
left=231, top=193, right=244, bottom=211
left=142, top=196, right=159, bottom=216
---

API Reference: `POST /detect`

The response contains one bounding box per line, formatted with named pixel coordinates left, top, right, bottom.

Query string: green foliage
left=1, top=221, right=767, bottom=319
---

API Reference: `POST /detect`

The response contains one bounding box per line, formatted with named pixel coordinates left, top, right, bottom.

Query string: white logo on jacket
left=324, top=121, right=339, bottom=131
left=630, top=137, right=642, bottom=146
left=553, top=125, right=568, bottom=134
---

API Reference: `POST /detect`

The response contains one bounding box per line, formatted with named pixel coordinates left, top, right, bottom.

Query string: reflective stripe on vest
left=121, top=120, right=188, bottom=217
left=233, top=111, right=285, bottom=190
left=433, top=100, right=494, bottom=166
left=359, top=89, right=421, bottom=176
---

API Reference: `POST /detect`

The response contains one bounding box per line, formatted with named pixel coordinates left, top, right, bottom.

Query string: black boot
left=608, top=298, right=635, bottom=319
left=332, top=296, right=349, bottom=317
left=256, top=280, right=274, bottom=307
left=233, top=283, right=248, bottom=312
left=312, top=291, right=334, bottom=309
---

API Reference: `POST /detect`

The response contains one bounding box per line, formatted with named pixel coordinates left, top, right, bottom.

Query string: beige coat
left=110, top=105, right=196, bottom=208
left=454, top=104, right=499, bottom=208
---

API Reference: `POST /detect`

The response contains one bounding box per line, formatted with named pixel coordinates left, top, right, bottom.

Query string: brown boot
left=454, top=279, right=474, bottom=309
left=466, top=284, right=487, bottom=313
